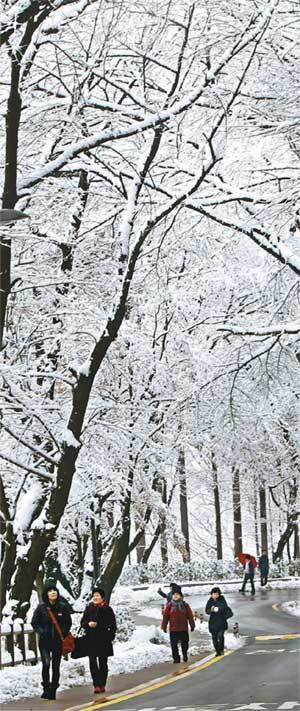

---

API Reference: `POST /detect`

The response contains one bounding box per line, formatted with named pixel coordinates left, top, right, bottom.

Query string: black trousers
left=211, top=629, right=224, bottom=654
left=40, top=644, right=62, bottom=690
left=170, top=631, right=189, bottom=661
left=260, top=573, right=268, bottom=586
left=89, top=655, right=108, bottom=687
left=241, top=573, right=255, bottom=593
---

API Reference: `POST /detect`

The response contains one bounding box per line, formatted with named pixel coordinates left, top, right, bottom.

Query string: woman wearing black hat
left=81, top=588, right=117, bottom=694
left=31, top=583, right=72, bottom=700
left=205, top=587, right=233, bottom=657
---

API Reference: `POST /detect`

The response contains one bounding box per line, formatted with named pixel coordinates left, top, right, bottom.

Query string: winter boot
left=48, top=686, right=57, bottom=700
left=41, top=688, right=51, bottom=700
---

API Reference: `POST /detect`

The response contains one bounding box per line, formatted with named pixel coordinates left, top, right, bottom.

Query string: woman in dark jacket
left=81, top=587, right=117, bottom=694
left=205, top=587, right=233, bottom=657
left=32, top=583, right=72, bottom=700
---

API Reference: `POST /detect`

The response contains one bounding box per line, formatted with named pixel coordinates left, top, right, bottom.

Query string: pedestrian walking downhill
left=205, top=587, right=233, bottom=657
left=161, top=588, right=195, bottom=663
left=239, top=554, right=255, bottom=594
left=258, top=551, right=269, bottom=586
left=81, top=587, right=117, bottom=694
left=31, top=582, right=72, bottom=700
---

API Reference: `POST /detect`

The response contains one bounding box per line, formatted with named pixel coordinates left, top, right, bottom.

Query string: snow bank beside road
left=0, top=625, right=171, bottom=705
left=281, top=600, right=300, bottom=617
left=112, top=578, right=300, bottom=611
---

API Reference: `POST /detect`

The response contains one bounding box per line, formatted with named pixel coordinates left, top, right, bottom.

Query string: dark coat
left=205, top=595, right=232, bottom=633
left=31, top=599, right=72, bottom=650
left=258, top=554, right=269, bottom=573
left=161, top=600, right=195, bottom=633
left=81, top=602, right=117, bottom=657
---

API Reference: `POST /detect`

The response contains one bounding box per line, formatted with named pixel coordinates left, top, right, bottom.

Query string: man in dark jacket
left=161, top=589, right=195, bottom=663
left=239, top=554, right=255, bottom=594
left=32, top=583, right=72, bottom=700
left=81, top=587, right=117, bottom=694
left=205, top=587, right=233, bottom=657
left=258, top=551, right=269, bottom=586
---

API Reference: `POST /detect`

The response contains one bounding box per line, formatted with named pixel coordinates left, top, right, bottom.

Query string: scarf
left=170, top=599, right=186, bottom=613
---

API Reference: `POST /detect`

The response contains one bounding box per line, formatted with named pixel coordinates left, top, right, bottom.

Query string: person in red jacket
left=161, top=588, right=195, bottom=663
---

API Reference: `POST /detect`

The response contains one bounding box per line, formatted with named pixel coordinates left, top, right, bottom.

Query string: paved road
left=69, top=587, right=300, bottom=711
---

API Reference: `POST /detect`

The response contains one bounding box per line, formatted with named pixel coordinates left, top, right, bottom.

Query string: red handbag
left=47, top=608, right=75, bottom=655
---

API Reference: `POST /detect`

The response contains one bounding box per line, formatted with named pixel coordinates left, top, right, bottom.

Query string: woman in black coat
left=205, top=586, right=233, bottom=657
left=32, top=583, right=72, bottom=700
left=81, top=587, right=117, bottom=694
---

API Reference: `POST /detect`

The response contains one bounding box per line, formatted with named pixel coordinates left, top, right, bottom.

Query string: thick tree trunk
left=178, top=449, right=190, bottom=562
left=212, top=453, right=222, bottom=559
left=259, top=483, right=268, bottom=553
left=232, top=466, right=242, bottom=557
left=0, top=57, right=21, bottom=347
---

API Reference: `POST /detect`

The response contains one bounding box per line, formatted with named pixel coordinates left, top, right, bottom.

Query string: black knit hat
left=211, top=586, right=222, bottom=595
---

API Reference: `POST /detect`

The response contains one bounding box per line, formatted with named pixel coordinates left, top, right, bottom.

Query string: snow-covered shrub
left=115, top=607, right=134, bottom=642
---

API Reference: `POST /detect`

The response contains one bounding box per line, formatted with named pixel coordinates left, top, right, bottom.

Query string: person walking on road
left=258, top=551, right=269, bottom=586
left=32, top=582, right=72, bottom=700
left=81, top=587, right=117, bottom=694
left=161, top=588, right=195, bottom=663
left=205, top=587, right=233, bottom=657
left=158, top=583, right=182, bottom=603
left=239, top=553, right=255, bottom=594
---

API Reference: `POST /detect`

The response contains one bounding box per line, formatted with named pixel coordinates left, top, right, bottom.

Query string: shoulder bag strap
left=47, top=607, right=63, bottom=640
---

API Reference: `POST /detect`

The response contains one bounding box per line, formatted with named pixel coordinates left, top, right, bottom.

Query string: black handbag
left=71, top=628, right=89, bottom=659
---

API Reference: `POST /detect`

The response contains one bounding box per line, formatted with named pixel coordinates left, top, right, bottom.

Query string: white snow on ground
left=281, top=600, right=300, bottom=617
left=0, top=625, right=169, bottom=704
left=0, top=620, right=244, bottom=704
left=111, top=578, right=300, bottom=608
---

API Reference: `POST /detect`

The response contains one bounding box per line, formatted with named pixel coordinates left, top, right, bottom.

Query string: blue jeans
left=40, top=644, right=62, bottom=690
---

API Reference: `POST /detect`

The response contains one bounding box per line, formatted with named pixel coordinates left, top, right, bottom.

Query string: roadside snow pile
left=0, top=624, right=171, bottom=705
left=281, top=600, right=300, bottom=617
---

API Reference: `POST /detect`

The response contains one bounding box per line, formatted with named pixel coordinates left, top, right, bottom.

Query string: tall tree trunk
left=160, top=478, right=168, bottom=566
left=294, top=524, right=300, bottom=560
left=211, top=453, right=222, bottom=559
left=136, top=527, right=146, bottom=564
left=0, top=57, right=21, bottom=346
left=232, top=466, right=242, bottom=557
left=253, top=484, right=260, bottom=558
left=178, top=448, right=190, bottom=562
left=259, top=483, right=268, bottom=553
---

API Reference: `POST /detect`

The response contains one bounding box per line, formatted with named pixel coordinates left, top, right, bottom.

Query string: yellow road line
left=64, top=651, right=234, bottom=711
left=255, top=633, right=300, bottom=641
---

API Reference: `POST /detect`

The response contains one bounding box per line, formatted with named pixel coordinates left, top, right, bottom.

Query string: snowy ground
left=281, top=600, right=300, bottom=617
left=3, top=577, right=298, bottom=705
left=0, top=617, right=243, bottom=704
left=111, top=578, right=300, bottom=609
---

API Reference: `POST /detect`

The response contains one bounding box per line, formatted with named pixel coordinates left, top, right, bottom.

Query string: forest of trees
left=0, top=0, right=299, bottom=615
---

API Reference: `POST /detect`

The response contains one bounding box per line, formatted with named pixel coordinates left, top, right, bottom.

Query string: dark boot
left=48, top=687, right=57, bottom=700
left=41, top=687, right=51, bottom=699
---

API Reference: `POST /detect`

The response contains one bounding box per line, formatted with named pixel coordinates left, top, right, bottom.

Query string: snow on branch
left=17, top=0, right=278, bottom=194
left=0, top=452, right=54, bottom=482
left=218, top=320, right=300, bottom=336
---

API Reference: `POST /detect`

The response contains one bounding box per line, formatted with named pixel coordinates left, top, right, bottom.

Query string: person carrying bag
left=31, top=583, right=72, bottom=701
left=47, top=608, right=75, bottom=655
